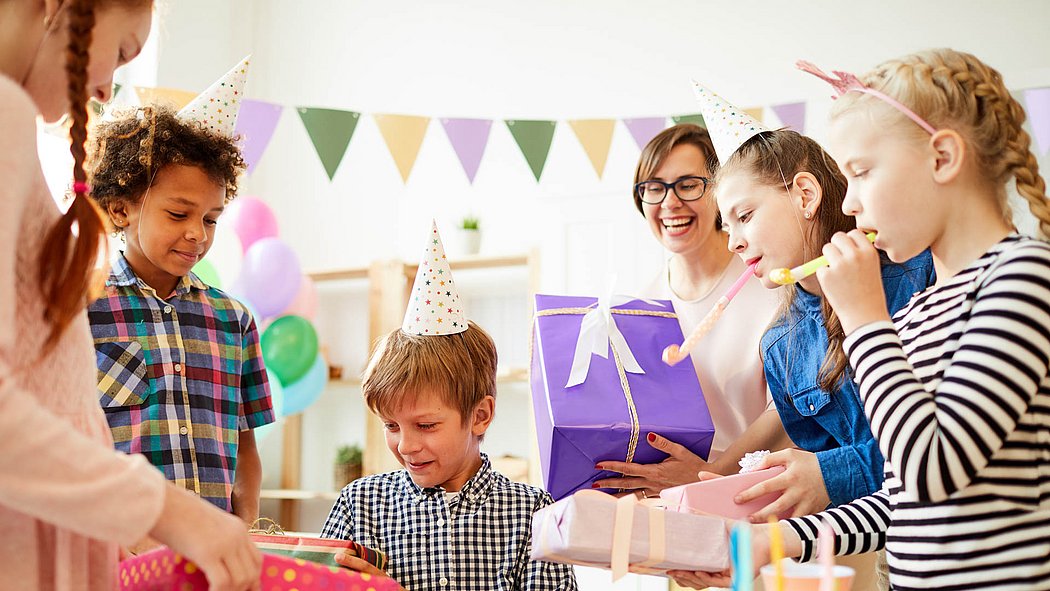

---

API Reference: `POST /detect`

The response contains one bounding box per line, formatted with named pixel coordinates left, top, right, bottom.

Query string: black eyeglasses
left=634, top=176, right=711, bottom=205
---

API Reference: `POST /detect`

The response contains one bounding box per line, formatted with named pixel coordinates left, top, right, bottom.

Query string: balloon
left=225, top=196, right=279, bottom=253
left=282, top=275, right=318, bottom=320
left=203, top=226, right=243, bottom=287
left=192, top=258, right=221, bottom=288
left=253, top=368, right=285, bottom=443
left=282, top=354, right=328, bottom=416
left=238, top=238, right=302, bottom=318
left=261, top=315, right=318, bottom=385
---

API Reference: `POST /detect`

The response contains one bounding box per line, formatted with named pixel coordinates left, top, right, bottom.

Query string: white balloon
left=205, top=224, right=244, bottom=287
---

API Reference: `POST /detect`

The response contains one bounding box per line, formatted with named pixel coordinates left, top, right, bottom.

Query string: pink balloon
left=225, top=196, right=279, bottom=253
left=283, top=275, right=318, bottom=320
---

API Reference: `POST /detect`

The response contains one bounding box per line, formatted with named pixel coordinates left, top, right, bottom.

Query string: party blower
left=662, top=261, right=758, bottom=366
left=770, top=232, right=877, bottom=285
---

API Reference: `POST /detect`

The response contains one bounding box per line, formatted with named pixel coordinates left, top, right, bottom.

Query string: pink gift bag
left=118, top=546, right=401, bottom=590
left=660, top=466, right=787, bottom=520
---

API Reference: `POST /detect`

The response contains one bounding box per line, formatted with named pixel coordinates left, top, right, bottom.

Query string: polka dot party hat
left=402, top=220, right=468, bottom=336
left=691, top=80, right=770, bottom=165
left=178, top=55, right=251, bottom=137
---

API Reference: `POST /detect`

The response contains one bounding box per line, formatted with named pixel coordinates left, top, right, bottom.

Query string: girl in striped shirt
left=671, top=48, right=1050, bottom=591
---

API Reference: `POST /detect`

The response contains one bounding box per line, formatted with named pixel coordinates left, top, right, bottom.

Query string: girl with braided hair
left=0, top=1, right=261, bottom=589
left=671, top=48, right=1050, bottom=591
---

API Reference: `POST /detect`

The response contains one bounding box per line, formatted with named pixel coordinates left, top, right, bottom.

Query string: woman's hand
left=735, top=449, right=831, bottom=522
left=594, top=433, right=711, bottom=496
left=815, top=229, right=889, bottom=335
left=335, top=550, right=406, bottom=590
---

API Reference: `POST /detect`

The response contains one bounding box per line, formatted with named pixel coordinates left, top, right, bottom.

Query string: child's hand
left=815, top=229, right=890, bottom=335
left=593, top=432, right=712, bottom=496
left=667, top=521, right=773, bottom=588
left=335, top=551, right=405, bottom=590
left=735, top=449, right=831, bottom=522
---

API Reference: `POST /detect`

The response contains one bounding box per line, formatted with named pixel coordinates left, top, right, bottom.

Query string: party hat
left=402, top=221, right=468, bottom=336
left=691, top=80, right=770, bottom=165
left=178, top=55, right=251, bottom=137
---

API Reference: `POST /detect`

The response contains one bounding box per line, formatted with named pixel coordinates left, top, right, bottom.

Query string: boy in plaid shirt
left=322, top=223, right=576, bottom=591
left=86, top=98, right=273, bottom=523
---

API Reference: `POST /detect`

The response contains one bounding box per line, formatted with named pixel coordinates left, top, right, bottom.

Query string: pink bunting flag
left=771, top=102, right=806, bottom=133
left=1025, top=87, right=1050, bottom=157
left=441, top=118, right=493, bottom=184
left=623, top=117, right=667, bottom=150
left=235, top=99, right=284, bottom=174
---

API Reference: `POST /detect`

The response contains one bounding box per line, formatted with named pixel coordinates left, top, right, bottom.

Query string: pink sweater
left=0, top=75, right=166, bottom=589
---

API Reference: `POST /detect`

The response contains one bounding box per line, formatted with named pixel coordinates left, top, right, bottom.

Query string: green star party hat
left=178, top=55, right=250, bottom=136
left=402, top=220, right=468, bottom=335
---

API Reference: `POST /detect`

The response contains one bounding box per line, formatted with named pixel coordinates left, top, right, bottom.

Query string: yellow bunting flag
left=743, top=107, right=765, bottom=124
left=133, top=87, right=197, bottom=111
left=374, top=114, right=431, bottom=183
left=568, top=119, right=616, bottom=179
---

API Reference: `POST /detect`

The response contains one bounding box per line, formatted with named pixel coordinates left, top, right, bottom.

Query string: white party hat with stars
left=178, top=55, right=250, bottom=137
left=402, top=221, right=468, bottom=336
left=691, top=80, right=770, bottom=165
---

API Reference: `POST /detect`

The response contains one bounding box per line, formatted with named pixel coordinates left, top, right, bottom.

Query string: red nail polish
left=592, top=482, right=601, bottom=488
left=647, top=432, right=656, bottom=443
left=595, top=464, right=603, bottom=470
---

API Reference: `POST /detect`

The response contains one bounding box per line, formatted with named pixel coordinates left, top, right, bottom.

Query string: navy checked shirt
left=321, top=454, right=577, bottom=591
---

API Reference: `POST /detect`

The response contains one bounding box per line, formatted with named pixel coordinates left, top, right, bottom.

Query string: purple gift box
left=531, top=294, right=715, bottom=500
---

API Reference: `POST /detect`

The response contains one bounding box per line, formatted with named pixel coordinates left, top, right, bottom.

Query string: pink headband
left=796, top=60, right=937, bottom=135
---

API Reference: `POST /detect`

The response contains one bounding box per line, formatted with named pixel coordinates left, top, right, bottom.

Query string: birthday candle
left=818, top=520, right=835, bottom=591
left=768, top=516, right=784, bottom=591
left=730, top=525, right=740, bottom=591
left=663, top=261, right=758, bottom=366
left=770, top=232, right=877, bottom=285
left=739, top=523, right=753, bottom=591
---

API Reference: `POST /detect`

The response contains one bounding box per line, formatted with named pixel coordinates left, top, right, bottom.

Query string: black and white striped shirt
left=321, top=454, right=577, bottom=590
left=787, top=235, right=1050, bottom=590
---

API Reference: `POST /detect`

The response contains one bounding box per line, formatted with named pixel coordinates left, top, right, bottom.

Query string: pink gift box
left=660, top=466, right=787, bottom=520
left=118, top=547, right=400, bottom=590
left=531, top=489, right=729, bottom=575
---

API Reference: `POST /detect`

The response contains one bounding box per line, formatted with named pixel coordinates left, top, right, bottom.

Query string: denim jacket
left=760, top=249, right=935, bottom=506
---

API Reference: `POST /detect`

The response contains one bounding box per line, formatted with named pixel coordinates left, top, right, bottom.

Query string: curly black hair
left=87, top=104, right=246, bottom=216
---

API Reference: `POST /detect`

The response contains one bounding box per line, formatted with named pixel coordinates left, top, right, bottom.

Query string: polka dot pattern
left=691, top=80, right=770, bottom=165
left=178, top=55, right=250, bottom=137
left=402, top=220, right=467, bottom=336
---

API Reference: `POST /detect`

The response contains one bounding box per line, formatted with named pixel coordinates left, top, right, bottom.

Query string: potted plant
left=453, top=215, right=482, bottom=257
left=333, top=444, right=363, bottom=489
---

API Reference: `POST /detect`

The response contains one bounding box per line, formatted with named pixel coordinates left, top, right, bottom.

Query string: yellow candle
left=768, top=515, right=784, bottom=591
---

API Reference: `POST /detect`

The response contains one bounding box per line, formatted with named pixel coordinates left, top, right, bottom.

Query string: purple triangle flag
left=1025, top=87, right=1050, bottom=157
left=441, top=118, right=493, bottom=184
left=771, top=102, right=806, bottom=133
left=235, top=99, right=284, bottom=174
left=623, top=117, right=667, bottom=150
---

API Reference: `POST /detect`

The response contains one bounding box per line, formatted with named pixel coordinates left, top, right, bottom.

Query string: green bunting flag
left=505, top=119, right=557, bottom=181
left=672, top=113, right=706, bottom=128
left=297, top=107, right=360, bottom=180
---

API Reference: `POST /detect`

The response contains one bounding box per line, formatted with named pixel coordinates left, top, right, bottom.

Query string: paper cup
left=760, top=561, right=855, bottom=591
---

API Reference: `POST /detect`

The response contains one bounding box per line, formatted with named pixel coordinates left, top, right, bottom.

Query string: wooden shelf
left=260, top=488, right=341, bottom=502
left=307, top=254, right=530, bottom=284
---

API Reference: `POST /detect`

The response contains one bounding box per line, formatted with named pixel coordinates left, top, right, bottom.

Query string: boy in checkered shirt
left=321, top=321, right=577, bottom=591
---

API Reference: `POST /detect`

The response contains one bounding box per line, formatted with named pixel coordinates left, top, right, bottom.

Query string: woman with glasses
left=593, top=124, right=789, bottom=496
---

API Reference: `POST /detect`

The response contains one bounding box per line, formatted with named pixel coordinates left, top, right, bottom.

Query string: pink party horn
left=662, top=261, right=758, bottom=366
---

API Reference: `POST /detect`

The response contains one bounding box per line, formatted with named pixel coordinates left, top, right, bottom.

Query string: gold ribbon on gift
left=533, top=304, right=677, bottom=464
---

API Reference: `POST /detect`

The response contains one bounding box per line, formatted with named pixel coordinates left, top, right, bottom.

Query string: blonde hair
left=362, top=322, right=498, bottom=423
left=719, top=130, right=856, bottom=392
left=831, top=48, right=1049, bottom=237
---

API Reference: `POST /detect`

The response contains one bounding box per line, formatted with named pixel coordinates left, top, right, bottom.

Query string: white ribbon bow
left=565, top=290, right=665, bottom=388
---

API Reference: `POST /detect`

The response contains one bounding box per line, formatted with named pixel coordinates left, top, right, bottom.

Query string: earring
left=804, top=211, right=812, bottom=219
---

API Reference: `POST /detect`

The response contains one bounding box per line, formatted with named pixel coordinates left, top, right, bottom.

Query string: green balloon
left=261, top=315, right=318, bottom=385
left=192, top=258, right=222, bottom=288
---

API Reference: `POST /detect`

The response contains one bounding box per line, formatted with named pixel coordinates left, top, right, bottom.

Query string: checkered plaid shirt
left=88, top=254, right=274, bottom=511
left=321, top=454, right=577, bottom=591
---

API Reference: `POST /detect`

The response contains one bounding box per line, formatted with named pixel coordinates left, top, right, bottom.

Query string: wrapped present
left=118, top=547, right=400, bottom=590
left=660, top=466, right=788, bottom=520
left=531, top=489, right=729, bottom=580
left=531, top=294, right=715, bottom=500
left=251, top=533, right=387, bottom=571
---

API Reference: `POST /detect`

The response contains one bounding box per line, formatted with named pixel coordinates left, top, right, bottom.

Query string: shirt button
left=809, top=404, right=815, bottom=411
left=174, top=363, right=182, bottom=373
left=164, top=305, right=173, bottom=314
left=179, top=426, right=188, bottom=436
left=437, top=518, right=445, bottom=526
left=439, top=577, right=448, bottom=586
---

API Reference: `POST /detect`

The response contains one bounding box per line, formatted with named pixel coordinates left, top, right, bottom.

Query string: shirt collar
left=107, top=252, right=208, bottom=297
left=402, top=453, right=496, bottom=507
